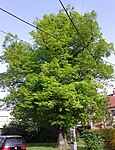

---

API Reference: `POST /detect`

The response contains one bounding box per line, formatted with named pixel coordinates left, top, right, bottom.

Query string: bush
left=83, top=130, right=104, bottom=150
left=1, top=121, right=58, bottom=143
left=101, top=128, right=115, bottom=150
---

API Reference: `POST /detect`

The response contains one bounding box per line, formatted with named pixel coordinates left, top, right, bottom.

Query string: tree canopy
left=0, top=8, right=114, bottom=131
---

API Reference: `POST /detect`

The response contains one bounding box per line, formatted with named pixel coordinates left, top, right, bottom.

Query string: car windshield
left=5, top=137, right=25, bottom=146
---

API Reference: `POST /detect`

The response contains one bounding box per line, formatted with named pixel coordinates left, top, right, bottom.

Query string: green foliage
left=0, top=7, right=114, bottom=132
left=83, top=130, right=104, bottom=150
left=2, top=121, right=29, bottom=142
left=83, top=129, right=115, bottom=150
left=100, top=129, right=115, bottom=150
left=2, top=121, right=57, bottom=143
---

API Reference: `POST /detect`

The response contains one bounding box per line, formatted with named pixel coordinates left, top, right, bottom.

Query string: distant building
left=91, top=89, right=115, bottom=129
left=0, top=107, right=12, bottom=129
left=107, top=89, right=115, bottom=126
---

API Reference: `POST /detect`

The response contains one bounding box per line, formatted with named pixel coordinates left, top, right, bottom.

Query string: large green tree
left=0, top=8, right=114, bottom=147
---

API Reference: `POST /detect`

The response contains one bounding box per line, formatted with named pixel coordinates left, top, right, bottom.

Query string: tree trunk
left=57, top=126, right=70, bottom=150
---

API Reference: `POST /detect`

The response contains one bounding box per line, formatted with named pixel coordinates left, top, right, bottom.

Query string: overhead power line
left=1, top=6, right=114, bottom=67
left=58, top=0, right=115, bottom=69
left=103, top=60, right=115, bottom=66
left=0, top=29, right=31, bottom=45
left=58, top=0, right=98, bottom=63
left=58, top=0, right=94, bottom=55
left=0, top=29, right=8, bottom=35
left=1, top=29, right=114, bottom=67
left=58, top=0, right=83, bottom=43
left=0, top=7, right=65, bottom=42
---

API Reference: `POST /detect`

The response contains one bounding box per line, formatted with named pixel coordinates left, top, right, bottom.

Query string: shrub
left=101, top=128, right=115, bottom=150
left=1, top=121, right=58, bottom=143
left=83, top=130, right=104, bottom=150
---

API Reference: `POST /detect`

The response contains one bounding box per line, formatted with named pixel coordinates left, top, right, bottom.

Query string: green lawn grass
left=27, top=140, right=85, bottom=150
left=27, top=143, right=57, bottom=150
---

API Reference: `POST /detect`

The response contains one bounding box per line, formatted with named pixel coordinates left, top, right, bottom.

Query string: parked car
left=0, top=135, right=26, bottom=150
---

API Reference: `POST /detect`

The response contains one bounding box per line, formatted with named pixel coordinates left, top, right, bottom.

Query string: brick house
left=107, top=89, right=115, bottom=126
left=91, top=89, right=115, bottom=129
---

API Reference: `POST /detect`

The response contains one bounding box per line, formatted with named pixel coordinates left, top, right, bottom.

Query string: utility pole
left=70, top=127, right=77, bottom=150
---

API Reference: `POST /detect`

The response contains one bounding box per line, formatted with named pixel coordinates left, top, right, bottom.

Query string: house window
left=111, top=110, right=115, bottom=116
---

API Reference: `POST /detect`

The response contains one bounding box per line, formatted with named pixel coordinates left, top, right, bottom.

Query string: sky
left=0, top=0, right=115, bottom=97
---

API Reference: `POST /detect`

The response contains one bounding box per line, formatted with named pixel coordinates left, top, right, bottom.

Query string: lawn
left=27, top=143, right=56, bottom=150
left=27, top=140, right=85, bottom=150
left=27, top=142, right=110, bottom=150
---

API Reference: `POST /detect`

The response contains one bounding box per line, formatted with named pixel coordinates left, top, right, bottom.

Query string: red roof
left=108, top=94, right=115, bottom=108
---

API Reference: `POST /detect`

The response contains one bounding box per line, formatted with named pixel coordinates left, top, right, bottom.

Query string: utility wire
left=58, top=0, right=99, bottom=64
left=0, top=29, right=8, bottom=35
left=103, top=59, right=115, bottom=66
left=58, top=0, right=84, bottom=44
left=1, top=29, right=114, bottom=67
left=58, top=0, right=115, bottom=73
left=0, top=7, right=65, bottom=43
left=1, top=6, right=114, bottom=67
left=0, top=29, right=32, bottom=45
left=58, top=0, right=93, bottom=54
left=58, top=0, right=115, bottom=68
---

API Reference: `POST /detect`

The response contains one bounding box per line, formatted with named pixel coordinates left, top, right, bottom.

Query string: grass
left=27, top=142, right=110, bottom=150
left=77, top=139, right=85, bottom=150
left=27, top=143, right=57, bottom=150
left=27, top=140, right=85, bottom=150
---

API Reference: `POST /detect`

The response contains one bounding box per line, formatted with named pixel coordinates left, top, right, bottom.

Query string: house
left=0, top=107, right=12, bottom=130
left=91, top=89, right=115, bottom=129
left=107, top=89, right=115, bottom=126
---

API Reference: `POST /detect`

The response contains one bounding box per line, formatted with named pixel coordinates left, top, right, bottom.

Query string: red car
left=0, top=135, right=26, bottom=150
